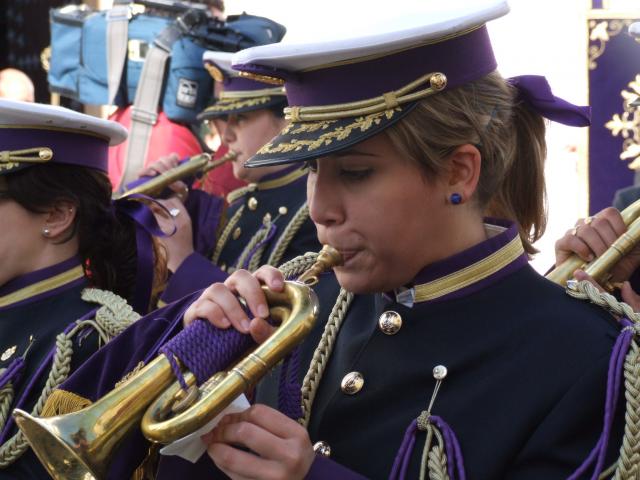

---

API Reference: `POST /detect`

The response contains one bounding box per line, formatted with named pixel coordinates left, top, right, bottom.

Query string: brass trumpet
left=547, top=198, right=640, bottom=288
left=13, top=245, right=342, bottom=480
left=114, top=149, right=238, bottom=199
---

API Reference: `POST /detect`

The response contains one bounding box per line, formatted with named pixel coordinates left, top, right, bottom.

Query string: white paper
left=159, top=394, right=251, bottom=463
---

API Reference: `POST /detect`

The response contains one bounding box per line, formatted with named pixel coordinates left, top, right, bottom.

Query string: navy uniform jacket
left=0, top=257, right=101, bottom=479
left=253, top=220, right=624, bottom=479
left=160, top=164, right=321, bottom=303
left=44, top=221, right=624, bottom=479
left=161, top=220, right=624, bottom=478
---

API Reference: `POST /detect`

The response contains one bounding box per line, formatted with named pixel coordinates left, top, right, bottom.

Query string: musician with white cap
left=154, top=50, right=321, bottom=305
left=17, top=2, right=633, bottom=479
left=0, top=99, right=167, bottom=478
left=184, top=1, right=630, bottom=478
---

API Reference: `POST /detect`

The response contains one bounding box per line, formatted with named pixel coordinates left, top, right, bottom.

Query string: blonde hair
left=385, top=71, right=547, bottom=254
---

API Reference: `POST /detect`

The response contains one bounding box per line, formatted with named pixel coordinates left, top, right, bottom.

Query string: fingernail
left=273, top=279, right=283, bottom=289
left=220, top=317, right=230, bottom=327
left=258, top=305, right=269, bottom=318
left=588, top=255, right=594, bottom=261
left=241, top=319, right=251, bottom=331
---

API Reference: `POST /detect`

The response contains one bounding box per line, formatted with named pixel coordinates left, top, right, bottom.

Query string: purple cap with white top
left=198, top=50, right=287, bottom=120
left=230, top=0, right=590, bottom=167
left=0, top=99, right=127, bottom=175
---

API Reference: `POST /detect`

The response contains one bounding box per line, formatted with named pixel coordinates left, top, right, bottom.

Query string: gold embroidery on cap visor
left=246, top=72, right=447, bottom=166
left=201, top=96, right=273, bottom=114
left=199, top=87, right=287, bottom=117
left=258, top=108, right=400, bottom=154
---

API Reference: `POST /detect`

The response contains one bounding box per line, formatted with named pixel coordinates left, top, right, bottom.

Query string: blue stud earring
left=450, top=193, right=462, bottom=205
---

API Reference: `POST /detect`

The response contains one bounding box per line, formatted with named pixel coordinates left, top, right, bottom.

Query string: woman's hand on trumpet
left=555, top=208, right=625, bottom=266
left=184, top=266, right=284, bottom=343
left=555, top=207, right=640, bottom=283
left=138, top=152, right=190, bottom=201
left=201, top=404, right=315, bottom=480
left=555, top=206, right=640, bottom=309
left=141, top=153, right=195, bottom=272
left=183, top=268, right=317, bottom=478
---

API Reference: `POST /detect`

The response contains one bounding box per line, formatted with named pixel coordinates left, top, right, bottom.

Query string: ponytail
left=486, top=100, right=547, bottom=254
left=5, top=164, right=166, bottom=308
left=386, top=71, right=548, bottom=254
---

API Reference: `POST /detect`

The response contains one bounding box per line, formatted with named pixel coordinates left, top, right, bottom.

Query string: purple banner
left=588, top=14, right=640, bottom=213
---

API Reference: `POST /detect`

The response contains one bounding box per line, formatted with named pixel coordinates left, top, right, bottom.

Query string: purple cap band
left=0, top=127, right=109, bottom=172
left=235, top=26, right=496, bottom=107
left=224, top=75, right=275, bottom=92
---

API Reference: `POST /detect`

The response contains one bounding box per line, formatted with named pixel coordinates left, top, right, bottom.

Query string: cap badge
left=205, top=63, right=225, bottom=83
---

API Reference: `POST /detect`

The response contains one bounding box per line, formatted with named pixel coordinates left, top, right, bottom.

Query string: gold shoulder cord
left=211, top=205, right=245, bottom=264
left=275, top=253, right=354, bottom=427
left=0, top=289, right=139, bottom=468
left=298, top=288, right=353, bottom=427
left=566, top=281, right=640, bottom=479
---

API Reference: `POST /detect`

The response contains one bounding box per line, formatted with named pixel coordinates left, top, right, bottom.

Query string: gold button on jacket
left=378, top=310, right=402, bottom=335
left=313, top=441, right=331, bottom=457
left=341, top=371, right=364, bottom=395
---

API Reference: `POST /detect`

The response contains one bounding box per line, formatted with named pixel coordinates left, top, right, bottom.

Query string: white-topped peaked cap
left=202, top=51, right=236, bottom=80
left=0, top=99, right=127, bottom=174
left=198, top=50, right=287, bottom=120
left=0, top=99, right=127, bottom=145
left=229, top=0, right=510, bottom=167
left=232, top=0, right=509, bottom=72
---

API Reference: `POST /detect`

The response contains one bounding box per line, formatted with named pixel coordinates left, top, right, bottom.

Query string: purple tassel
left=277, top=346, right=303, bottom=420
left=112, top=194, right=174, bottom=313
left=430, top=415, right=466, bottom=480
left=568, top=318, right=633, bottom=480
left=389, top=415, right=466, bottom=480
left=0, top=357, right=25, bottom=391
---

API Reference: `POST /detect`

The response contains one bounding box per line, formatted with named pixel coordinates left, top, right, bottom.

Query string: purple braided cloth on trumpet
left=160, top=320, right=255, bottom=390
left=158, top=318, right=303, bottom=420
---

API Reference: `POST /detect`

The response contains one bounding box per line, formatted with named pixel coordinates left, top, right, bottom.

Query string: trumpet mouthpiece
left=297, top=245, right=343, bottom=286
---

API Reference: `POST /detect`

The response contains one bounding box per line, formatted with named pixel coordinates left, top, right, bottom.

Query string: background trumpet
left=546, top=197, right=640, bottom=288
left=114, top=149, right=238, bottom=199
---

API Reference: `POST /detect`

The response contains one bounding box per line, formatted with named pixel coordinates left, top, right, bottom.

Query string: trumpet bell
left=13, top=354, right=177, bottom=480
left=13, top=408, right=104, bottom=479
